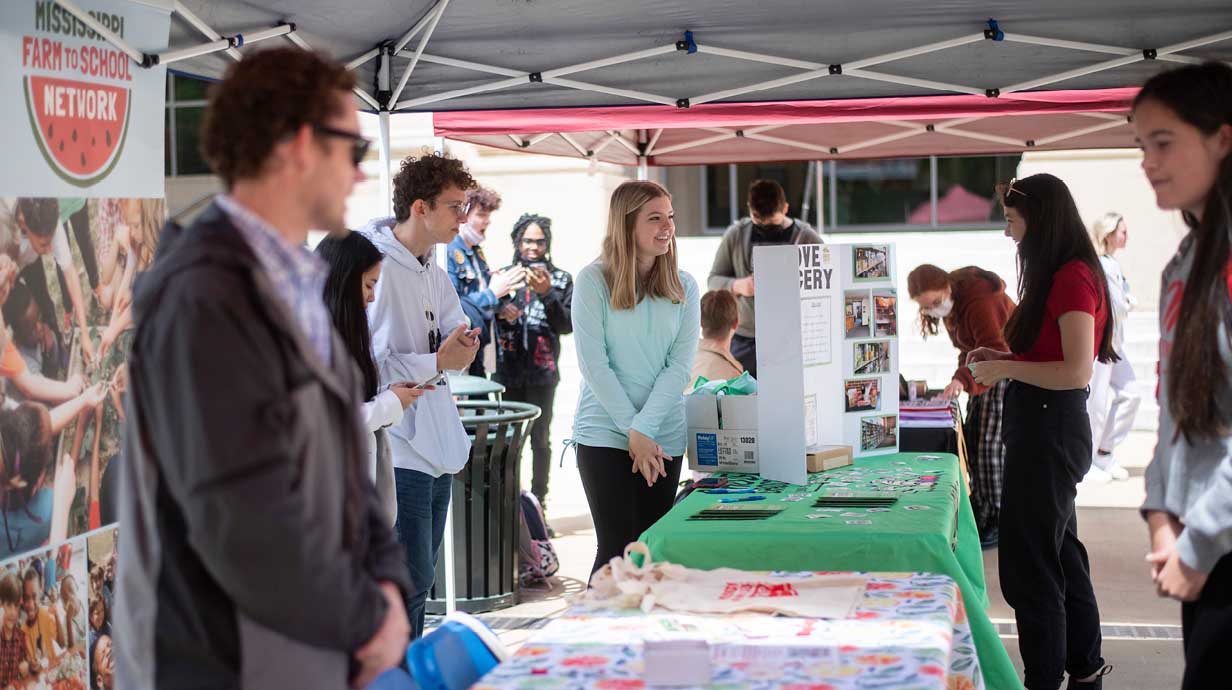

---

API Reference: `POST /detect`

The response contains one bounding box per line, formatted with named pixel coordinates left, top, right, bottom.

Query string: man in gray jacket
left=708, top=179, right=821, bottom=378
left=115, top=48, right=411, bottom=690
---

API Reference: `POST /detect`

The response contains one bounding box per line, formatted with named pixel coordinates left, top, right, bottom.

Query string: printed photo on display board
left=872, top=289, right=897, bottom=337
left=853, top=340, right=891, bottom=376
left=844, top=378, right=881, bottom=413
left=843, top=290, right=871, bottom=339
left=852, top=245, right=890, bottom=281
left=0, top=537, right=90, bottom=690
left=860, top=415, right=899, bottom=451
left=0, top=197, right=162, bottom=559
left=86, top=527, right=115, bottom=690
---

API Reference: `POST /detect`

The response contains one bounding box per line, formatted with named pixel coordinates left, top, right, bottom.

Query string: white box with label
left=686, top=394, right=760, bottom=473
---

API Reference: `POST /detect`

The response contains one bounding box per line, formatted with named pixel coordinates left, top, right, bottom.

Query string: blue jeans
left=393, top=467, right=454, bottom=639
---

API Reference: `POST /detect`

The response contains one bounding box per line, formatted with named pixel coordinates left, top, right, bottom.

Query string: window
left=165, top=73, right=212, bottom=176
left=700, top=154, right=1020, bottom=233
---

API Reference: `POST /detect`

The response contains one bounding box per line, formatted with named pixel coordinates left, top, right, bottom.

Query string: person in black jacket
left=494, top=213, right=574, bottom=510
left=113, top=48, right=411, bottom=690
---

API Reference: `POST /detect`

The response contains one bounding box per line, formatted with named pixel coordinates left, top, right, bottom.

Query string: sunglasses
left=313, top=124, right=371, bottom=166
left=1002, top=177, right=1028, bottom=199
left=520, top=238, right=547, bottom=247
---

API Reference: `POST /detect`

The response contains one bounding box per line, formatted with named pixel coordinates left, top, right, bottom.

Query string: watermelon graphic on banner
left=23, top=74, right=131, bottom=187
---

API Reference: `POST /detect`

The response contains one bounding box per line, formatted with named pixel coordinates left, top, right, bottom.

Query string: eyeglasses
left=431, top=200, right=468, bottom=218
left=520, top=238, right=547, bottom=247
left=313, top=124, right=371, bottom=166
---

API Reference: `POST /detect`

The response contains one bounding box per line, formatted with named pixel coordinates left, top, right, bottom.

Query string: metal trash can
left=426, top=400, right=540, bottom=614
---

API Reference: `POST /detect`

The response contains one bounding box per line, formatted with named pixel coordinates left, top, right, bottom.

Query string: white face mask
left=925, top=297, right=954, bottom=319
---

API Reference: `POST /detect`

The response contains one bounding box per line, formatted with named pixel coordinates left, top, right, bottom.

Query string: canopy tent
left=67, top=0, right=1231, bottom=169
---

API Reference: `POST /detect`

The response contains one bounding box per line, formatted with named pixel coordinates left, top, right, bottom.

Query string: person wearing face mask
left=445, top=185, right=526, bottom=377
left=907, top=264, right=1015, bottom=549
left=493, top=213, right=574, bottom=512
left=1083, top=212, right=1140, bottom=482
left=708, top=179, right=820, bottom=378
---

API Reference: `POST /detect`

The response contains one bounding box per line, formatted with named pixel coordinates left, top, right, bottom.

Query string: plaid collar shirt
left=215, top=195, right=332, bottom=365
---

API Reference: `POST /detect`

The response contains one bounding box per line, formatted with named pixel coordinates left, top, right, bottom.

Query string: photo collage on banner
left=2, top=1, right=169, bottom=688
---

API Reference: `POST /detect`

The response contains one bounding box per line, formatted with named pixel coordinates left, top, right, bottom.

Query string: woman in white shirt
left=1085, top=212, right=1141, bottom=481
left=317, top=232, right=428, bottom=527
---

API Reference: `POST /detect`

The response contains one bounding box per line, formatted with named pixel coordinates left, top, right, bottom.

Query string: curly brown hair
left=392, top=153, right=476, bottom=222
left=465, top=185, right=501, bottom=213
left=201, top=47, right=356, bottom=188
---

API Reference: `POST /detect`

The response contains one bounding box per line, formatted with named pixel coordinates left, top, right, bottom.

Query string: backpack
left=517, top=491, right=559, bottom=586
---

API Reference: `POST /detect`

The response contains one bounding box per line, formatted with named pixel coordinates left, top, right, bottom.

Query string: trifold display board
left=755, top=244, right=899, bottom=485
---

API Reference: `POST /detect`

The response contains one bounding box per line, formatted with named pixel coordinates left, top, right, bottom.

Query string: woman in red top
left=908, top=265, right=1016, bottom=548
left=969, top=173, right=1118, bottom=690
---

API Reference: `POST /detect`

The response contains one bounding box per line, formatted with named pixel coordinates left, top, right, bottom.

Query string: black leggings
left=1000, top=381, right=1103, bottom=690
left=577, top=444, right=682, bottom=576
left=1182, top=553, right=1232, bottom=690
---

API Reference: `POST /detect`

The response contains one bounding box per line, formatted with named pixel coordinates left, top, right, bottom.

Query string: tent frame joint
left=677, top=30, right=698, bottom=54
left=1143, top=48, right=1158, bottom=60
left=985, top=19, right=1005, bottom=41
left=676, top=98, right=691, bottom=109
left=985, top=88, right=1000, bottom=98
left=529, top=72, right=544, bottom=83
left=828, top=64, right=842, bottom=75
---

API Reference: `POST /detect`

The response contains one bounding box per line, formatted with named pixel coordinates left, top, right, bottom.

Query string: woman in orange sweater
left=908, top=264, right=1015, bottom=548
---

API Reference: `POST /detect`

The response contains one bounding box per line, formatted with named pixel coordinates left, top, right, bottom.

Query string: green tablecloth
left=640, top=452, right=1021, bottom=690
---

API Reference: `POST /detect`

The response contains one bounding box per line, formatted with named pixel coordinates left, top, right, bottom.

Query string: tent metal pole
left=846, top=68, right=984, bottom=96
left=528, top=133, right=555, bottom=146
left=607, top=131, right=642, bottom=156
left=1000, top=54, right=1145, bottom=93
left=346, top=47, right=382, bottom=71
left=933, top=126, right=1023, bottom=148
left=395, top=0, right=447, bottom=54
left=697, top=46, right=824, bottom=70
left=284, top=30, right=312, bottom=50
left=844, top=34, right=985, bottom=70
left=834, top=127, right=926, bottom=155
left=353, top=88, right=380, bottom=110
left=157, top=24, right=293, bottom=65
left=653, top=131, right=739, bottom=156
left=745, top=132, right=838, bottom=155
left=557, top=132, right=591, bottom=158
left=801, top=160, right=816, bottom=218
left=417, top=54, right=523, bottom=77
left=591, top=132, right=623, bottom=156
left=173, top=0, right=242, bottom=61
left=545, top=77, right=678, bottom=106
left=395, top=44, right=679, bottom=110
left=390, top=0, right=452, bottom=106
left=52, top=0, right=146, bottom=65
left=507, top=134, right=525, bottom=147
left=637, top=157, right=649, bottom=181
left=1033, top=118, right=1128, bottom=146
left=692, top=69, right=833, bottom=106
left=379, top=110, right=393, bottom=217
left=1002, top=33, right=1200, bottom=64
left=814, top=160, right=825, bottom=233
left=646, top=129, right=664, bottom=156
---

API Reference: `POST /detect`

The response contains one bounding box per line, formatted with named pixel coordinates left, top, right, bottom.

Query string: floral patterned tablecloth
left=476, top=572, right=982, bottom=690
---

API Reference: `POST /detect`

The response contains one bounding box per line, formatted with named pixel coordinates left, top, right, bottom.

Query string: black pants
left=1182, top=553, right=1232, bottom=690
left=577, top=444, right=683, bottom=576
left=1000, top=381, right=1103, bottom=690
left=503, top=382, right=558, bottom=506
left=730, top=333, right=757, bottom=378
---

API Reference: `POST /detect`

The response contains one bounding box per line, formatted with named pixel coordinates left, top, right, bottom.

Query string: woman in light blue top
left=572, top=180, right=700, bottom=577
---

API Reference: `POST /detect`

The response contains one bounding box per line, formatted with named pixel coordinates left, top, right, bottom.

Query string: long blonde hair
left=1090, top=211, right=1124, bottom=256
left=601, top=181, right=684, bottom=310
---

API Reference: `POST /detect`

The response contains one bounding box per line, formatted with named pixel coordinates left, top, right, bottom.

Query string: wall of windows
left=685, top=154, right=1021, bottom=235
left=165, top=73, right=211, bottom=177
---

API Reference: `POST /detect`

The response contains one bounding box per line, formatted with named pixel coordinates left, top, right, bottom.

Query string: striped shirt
left=215, top=195, right=332, bottom=364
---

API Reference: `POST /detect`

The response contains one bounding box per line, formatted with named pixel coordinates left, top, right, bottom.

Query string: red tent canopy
left=434, top=87, right=1137, bottom=165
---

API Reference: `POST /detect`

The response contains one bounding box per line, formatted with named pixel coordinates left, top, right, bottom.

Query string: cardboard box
left=686, top=394, right=759, bottom=473
left=806, top=445, right=854, bottom=472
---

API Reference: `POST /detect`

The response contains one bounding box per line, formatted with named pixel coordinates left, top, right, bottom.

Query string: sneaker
left=1083, top=465, right=1112, bottom=483
left=1067, top=664, right=1112, bottom=689
left=1095, top=453, right=1130, bottom=481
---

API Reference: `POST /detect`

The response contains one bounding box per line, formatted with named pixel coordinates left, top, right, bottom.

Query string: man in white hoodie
left=359, top=153, right=481, bottom=638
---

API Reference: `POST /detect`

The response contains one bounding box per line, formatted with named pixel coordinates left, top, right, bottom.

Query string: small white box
left=687, top=395, right=760, bottom=473
left=643, top=638, right=712, bottom=686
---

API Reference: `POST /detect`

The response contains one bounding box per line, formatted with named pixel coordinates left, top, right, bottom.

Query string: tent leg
left=637, top=156, right=649, bottom=181
left=444, top=489, right=457, bottom=616
left=378, top=110, right=393, bottom=217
